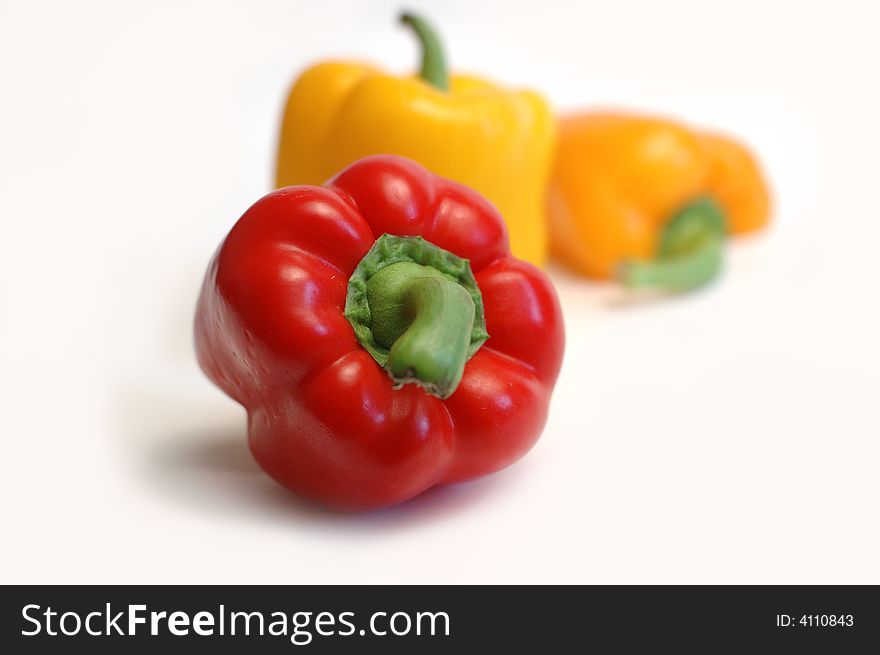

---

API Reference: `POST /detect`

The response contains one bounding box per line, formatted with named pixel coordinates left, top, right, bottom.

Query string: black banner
left=1, top=586, right=877, bottom=652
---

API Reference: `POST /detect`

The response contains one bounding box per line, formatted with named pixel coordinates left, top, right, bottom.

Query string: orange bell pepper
left=547, top=112, right=771, bottom=290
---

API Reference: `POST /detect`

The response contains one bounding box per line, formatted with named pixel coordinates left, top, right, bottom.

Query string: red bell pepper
left=195, top=155, right=564, bottom=510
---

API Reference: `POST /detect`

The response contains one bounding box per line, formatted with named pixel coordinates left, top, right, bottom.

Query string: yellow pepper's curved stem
left=400, top=12, right=449, bottom=92
left=619, top=198, right=727, bottom=292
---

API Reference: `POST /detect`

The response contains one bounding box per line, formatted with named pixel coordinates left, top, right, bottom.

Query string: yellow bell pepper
left=275, top=14, right=556, bottom=266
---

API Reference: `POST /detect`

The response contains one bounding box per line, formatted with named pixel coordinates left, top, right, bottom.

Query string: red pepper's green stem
left=400, top=12, right=449, bottom=91
left=345, top=234, right=488, bottom=398
left=367, top=262, right=474, bottom=399
left=619, top=197, right=727, bottom=292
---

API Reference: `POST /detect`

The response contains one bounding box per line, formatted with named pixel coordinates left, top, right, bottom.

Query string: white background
left=1, top=0, right=878, bottom=583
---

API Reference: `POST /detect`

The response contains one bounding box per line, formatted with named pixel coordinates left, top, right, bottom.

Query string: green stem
left=345, top=234, right=488, bottom=398
left=619, top=197, right=727, bottom=292
left=400, top=12, right=449, bottom=91
left=367, top=262, right=474, bottom=399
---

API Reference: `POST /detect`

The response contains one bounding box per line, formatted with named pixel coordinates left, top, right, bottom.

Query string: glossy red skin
left=195, top=155, right=564, bottom=511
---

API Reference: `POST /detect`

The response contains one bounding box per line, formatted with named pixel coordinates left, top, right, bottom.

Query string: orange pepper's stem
left=400, top=12, right=449, bottom=92
left=620, top=198, right=727, bottom=292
